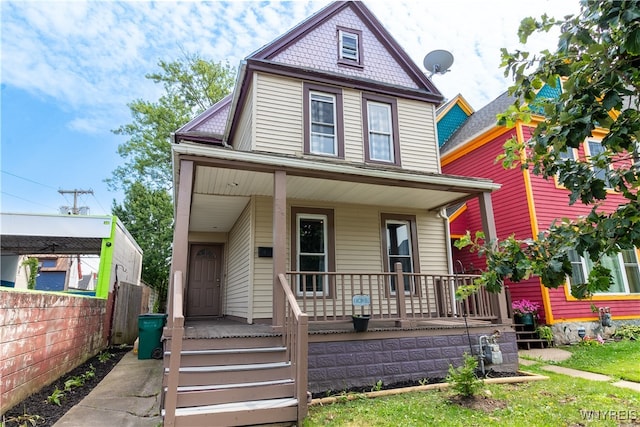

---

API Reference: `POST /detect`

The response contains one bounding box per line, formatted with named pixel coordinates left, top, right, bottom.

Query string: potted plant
left=352, top=314, right=370, bottom=332
left=512, top=299, right=540, bottom=331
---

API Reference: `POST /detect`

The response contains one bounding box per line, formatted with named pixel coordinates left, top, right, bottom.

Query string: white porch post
left=478, top=191, right=509, bottom=324
left=273, top=170, right=287, bottom=327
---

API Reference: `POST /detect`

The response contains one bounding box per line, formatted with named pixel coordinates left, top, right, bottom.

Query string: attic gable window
left=337, top=27, right=363, bottom=67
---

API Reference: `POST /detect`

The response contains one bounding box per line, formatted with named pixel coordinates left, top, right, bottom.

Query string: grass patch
left=304, top=367, right=639, bottom=426
left=558, top=339, right=640, bottom=382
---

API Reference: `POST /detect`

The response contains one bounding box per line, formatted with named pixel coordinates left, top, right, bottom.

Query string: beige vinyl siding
left=233, top=80, right=255, bottom=151
left=252, top=196, right=275, bottom=319
left=342, top=89, right=364, bottom=163
left=254, top=73, right=303, bottom=155
left=398, top=99, right=439, bottom=173
left=225, top=199, right=253, bottom=319
left=415, top=211, right=448, bottom=274
left=334, top=204, right=382, bottom=271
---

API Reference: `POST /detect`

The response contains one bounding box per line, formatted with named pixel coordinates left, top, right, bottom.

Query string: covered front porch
left=169, top=144, right=509, bottom=328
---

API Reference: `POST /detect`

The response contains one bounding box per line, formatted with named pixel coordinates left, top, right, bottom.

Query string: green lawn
left=557, top=339, right=640, bottom=382
left=304, top=364, right=640, bottom=426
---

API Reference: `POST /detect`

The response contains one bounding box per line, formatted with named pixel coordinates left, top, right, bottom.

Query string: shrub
left=613, top=325, right=640, bottom=341
left=446, top=353, right=483, bottom=398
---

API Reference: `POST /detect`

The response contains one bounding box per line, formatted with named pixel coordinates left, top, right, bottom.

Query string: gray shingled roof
left=440, top=91, right=516, bottom=154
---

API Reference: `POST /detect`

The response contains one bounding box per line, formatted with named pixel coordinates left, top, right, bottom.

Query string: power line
left=1, top=170, right=58, bottom=190
left=1, top=191, right=59, bottom=210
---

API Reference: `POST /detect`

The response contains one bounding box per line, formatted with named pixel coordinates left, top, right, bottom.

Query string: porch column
left=478, top=191, right=509, bottom=324
left=168, top=159, right=194, bottom=327
left=272, top=170, right=287, bottom=327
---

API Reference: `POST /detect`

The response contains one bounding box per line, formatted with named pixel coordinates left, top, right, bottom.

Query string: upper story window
left=337, top=27, right=363, bottom=67
left=362, top=93, right=400, bottom=166
left=303, top=83, right=344, bottom=158
left=310, top=92, right=337, bottom=155
left=568, top=248, right=640, bottom=294
left=587, top=140, right=611, bottom=188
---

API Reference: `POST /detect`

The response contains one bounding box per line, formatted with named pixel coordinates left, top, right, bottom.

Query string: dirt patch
left=2, top=347, right=129, bottom=427
left=448, top=394, right=508, bottom=412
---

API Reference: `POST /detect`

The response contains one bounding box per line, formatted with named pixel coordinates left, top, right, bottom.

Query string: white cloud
left=1, top=0, right=581, bottom=135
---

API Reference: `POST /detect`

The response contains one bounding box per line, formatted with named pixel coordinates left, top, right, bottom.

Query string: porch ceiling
left=189, top=165, right=480, bottom=233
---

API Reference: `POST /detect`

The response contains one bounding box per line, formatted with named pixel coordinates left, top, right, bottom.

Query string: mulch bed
left=311, top=369, right=526, bottom=399
left=2, top=347, right=130, bottom=427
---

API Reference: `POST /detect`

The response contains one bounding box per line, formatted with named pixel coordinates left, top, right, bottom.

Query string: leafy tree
left=107, top=54, right=235, bottom=191
left=109, top=54, right=235, bottom=307
left=457, top=1, right=640, bottom=299
left=112, top=182, right=173, bottom=310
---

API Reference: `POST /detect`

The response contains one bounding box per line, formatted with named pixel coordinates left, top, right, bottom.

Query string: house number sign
left=352, top=295, right=371, bottom=306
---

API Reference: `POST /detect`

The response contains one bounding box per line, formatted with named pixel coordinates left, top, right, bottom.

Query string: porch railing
left=287, top=263, right=496, bottom=323
left=163, top=270, right=184, bottom=427
left=277, top=273, right=309, bottom=425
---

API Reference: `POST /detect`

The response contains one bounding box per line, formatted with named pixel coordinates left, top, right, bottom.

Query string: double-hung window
left=567, top=248, right=640, bottom=294
left=587, top=140, right=611, bottom=188
left=292, top=207, right=335, bottom=296
left=303, top=83, right=343, bottom=158
left=363, top=94, right=400, bottom=165
left=310, top=92, right=337, bottom=155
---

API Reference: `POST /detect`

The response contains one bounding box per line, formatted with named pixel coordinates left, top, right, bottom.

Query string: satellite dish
left=423, top=49, right=454, bottom=77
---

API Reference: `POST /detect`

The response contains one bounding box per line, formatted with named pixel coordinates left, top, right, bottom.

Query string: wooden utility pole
left=58, top=188, right=93, bottom=215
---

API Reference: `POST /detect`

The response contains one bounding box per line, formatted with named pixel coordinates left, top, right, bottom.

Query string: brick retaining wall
left=308, top=331, right=518, bottom=393
left=0, top=289, right=109, bottom=414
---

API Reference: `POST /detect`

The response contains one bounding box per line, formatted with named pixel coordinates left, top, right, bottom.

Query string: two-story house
left=162, top=2, right=516, bottom=426
left=439, top=89, right=640, bottom=346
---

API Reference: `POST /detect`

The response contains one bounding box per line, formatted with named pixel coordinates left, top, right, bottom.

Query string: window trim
left=291, top=207, right=336, bottom=297
left=567, top=248, right=640, bottom=295
left=303, top=83, right=344, bottom=158
left=363, top=93, right=400, bottom=166
left=337, top=26, right=363, bottom=68
left=380, top=213, right=420, bottom=296
left=585, top=139, right=611, bottom=189
left=554, top=146, right=578, bottom=188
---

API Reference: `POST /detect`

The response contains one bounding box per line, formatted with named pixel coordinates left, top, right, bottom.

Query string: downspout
left=440, top=208, right=458, bottom=316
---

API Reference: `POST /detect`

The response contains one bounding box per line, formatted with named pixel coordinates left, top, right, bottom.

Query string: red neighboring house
left=438, top=91, right=640, bottom=344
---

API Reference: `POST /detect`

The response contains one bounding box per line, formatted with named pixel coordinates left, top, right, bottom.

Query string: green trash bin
left=138, top=313, right=167, bottom=360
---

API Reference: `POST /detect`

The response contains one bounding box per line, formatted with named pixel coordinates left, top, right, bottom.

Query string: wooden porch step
left=164, top=398, right=298, bottom=427
left=164, top=346, right=287, bottom=367
left=172, top=379, right=295, bottom=407
left=176, top=336, right=282, bottom=351
left=168, top=361, right=293, bottom=387
left=517, top=338, right=554, bottom=350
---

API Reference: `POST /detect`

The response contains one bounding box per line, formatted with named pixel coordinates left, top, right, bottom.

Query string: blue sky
left=1, top=0, right=580, bottom=216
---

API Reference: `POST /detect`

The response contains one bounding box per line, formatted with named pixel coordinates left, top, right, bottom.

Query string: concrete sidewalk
left=53, top=351, right=163, bottom=427
left=519, top=347, right=640, bottom=393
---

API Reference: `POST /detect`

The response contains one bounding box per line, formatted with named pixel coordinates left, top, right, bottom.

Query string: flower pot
left=352, top=315, right=370, bottom=332
left=515, top=313, right=536, bottom=331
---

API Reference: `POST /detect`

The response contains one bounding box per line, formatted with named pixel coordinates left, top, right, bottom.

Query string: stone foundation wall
left=551, top=319, right=640, bottom=345
left=0, top=290, right=108, bottom=414
left=308, top=331, right=518, bottom=393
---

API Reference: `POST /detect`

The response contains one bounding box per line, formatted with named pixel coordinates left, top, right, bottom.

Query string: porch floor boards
left=181, top=317, right=494, bottom=339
